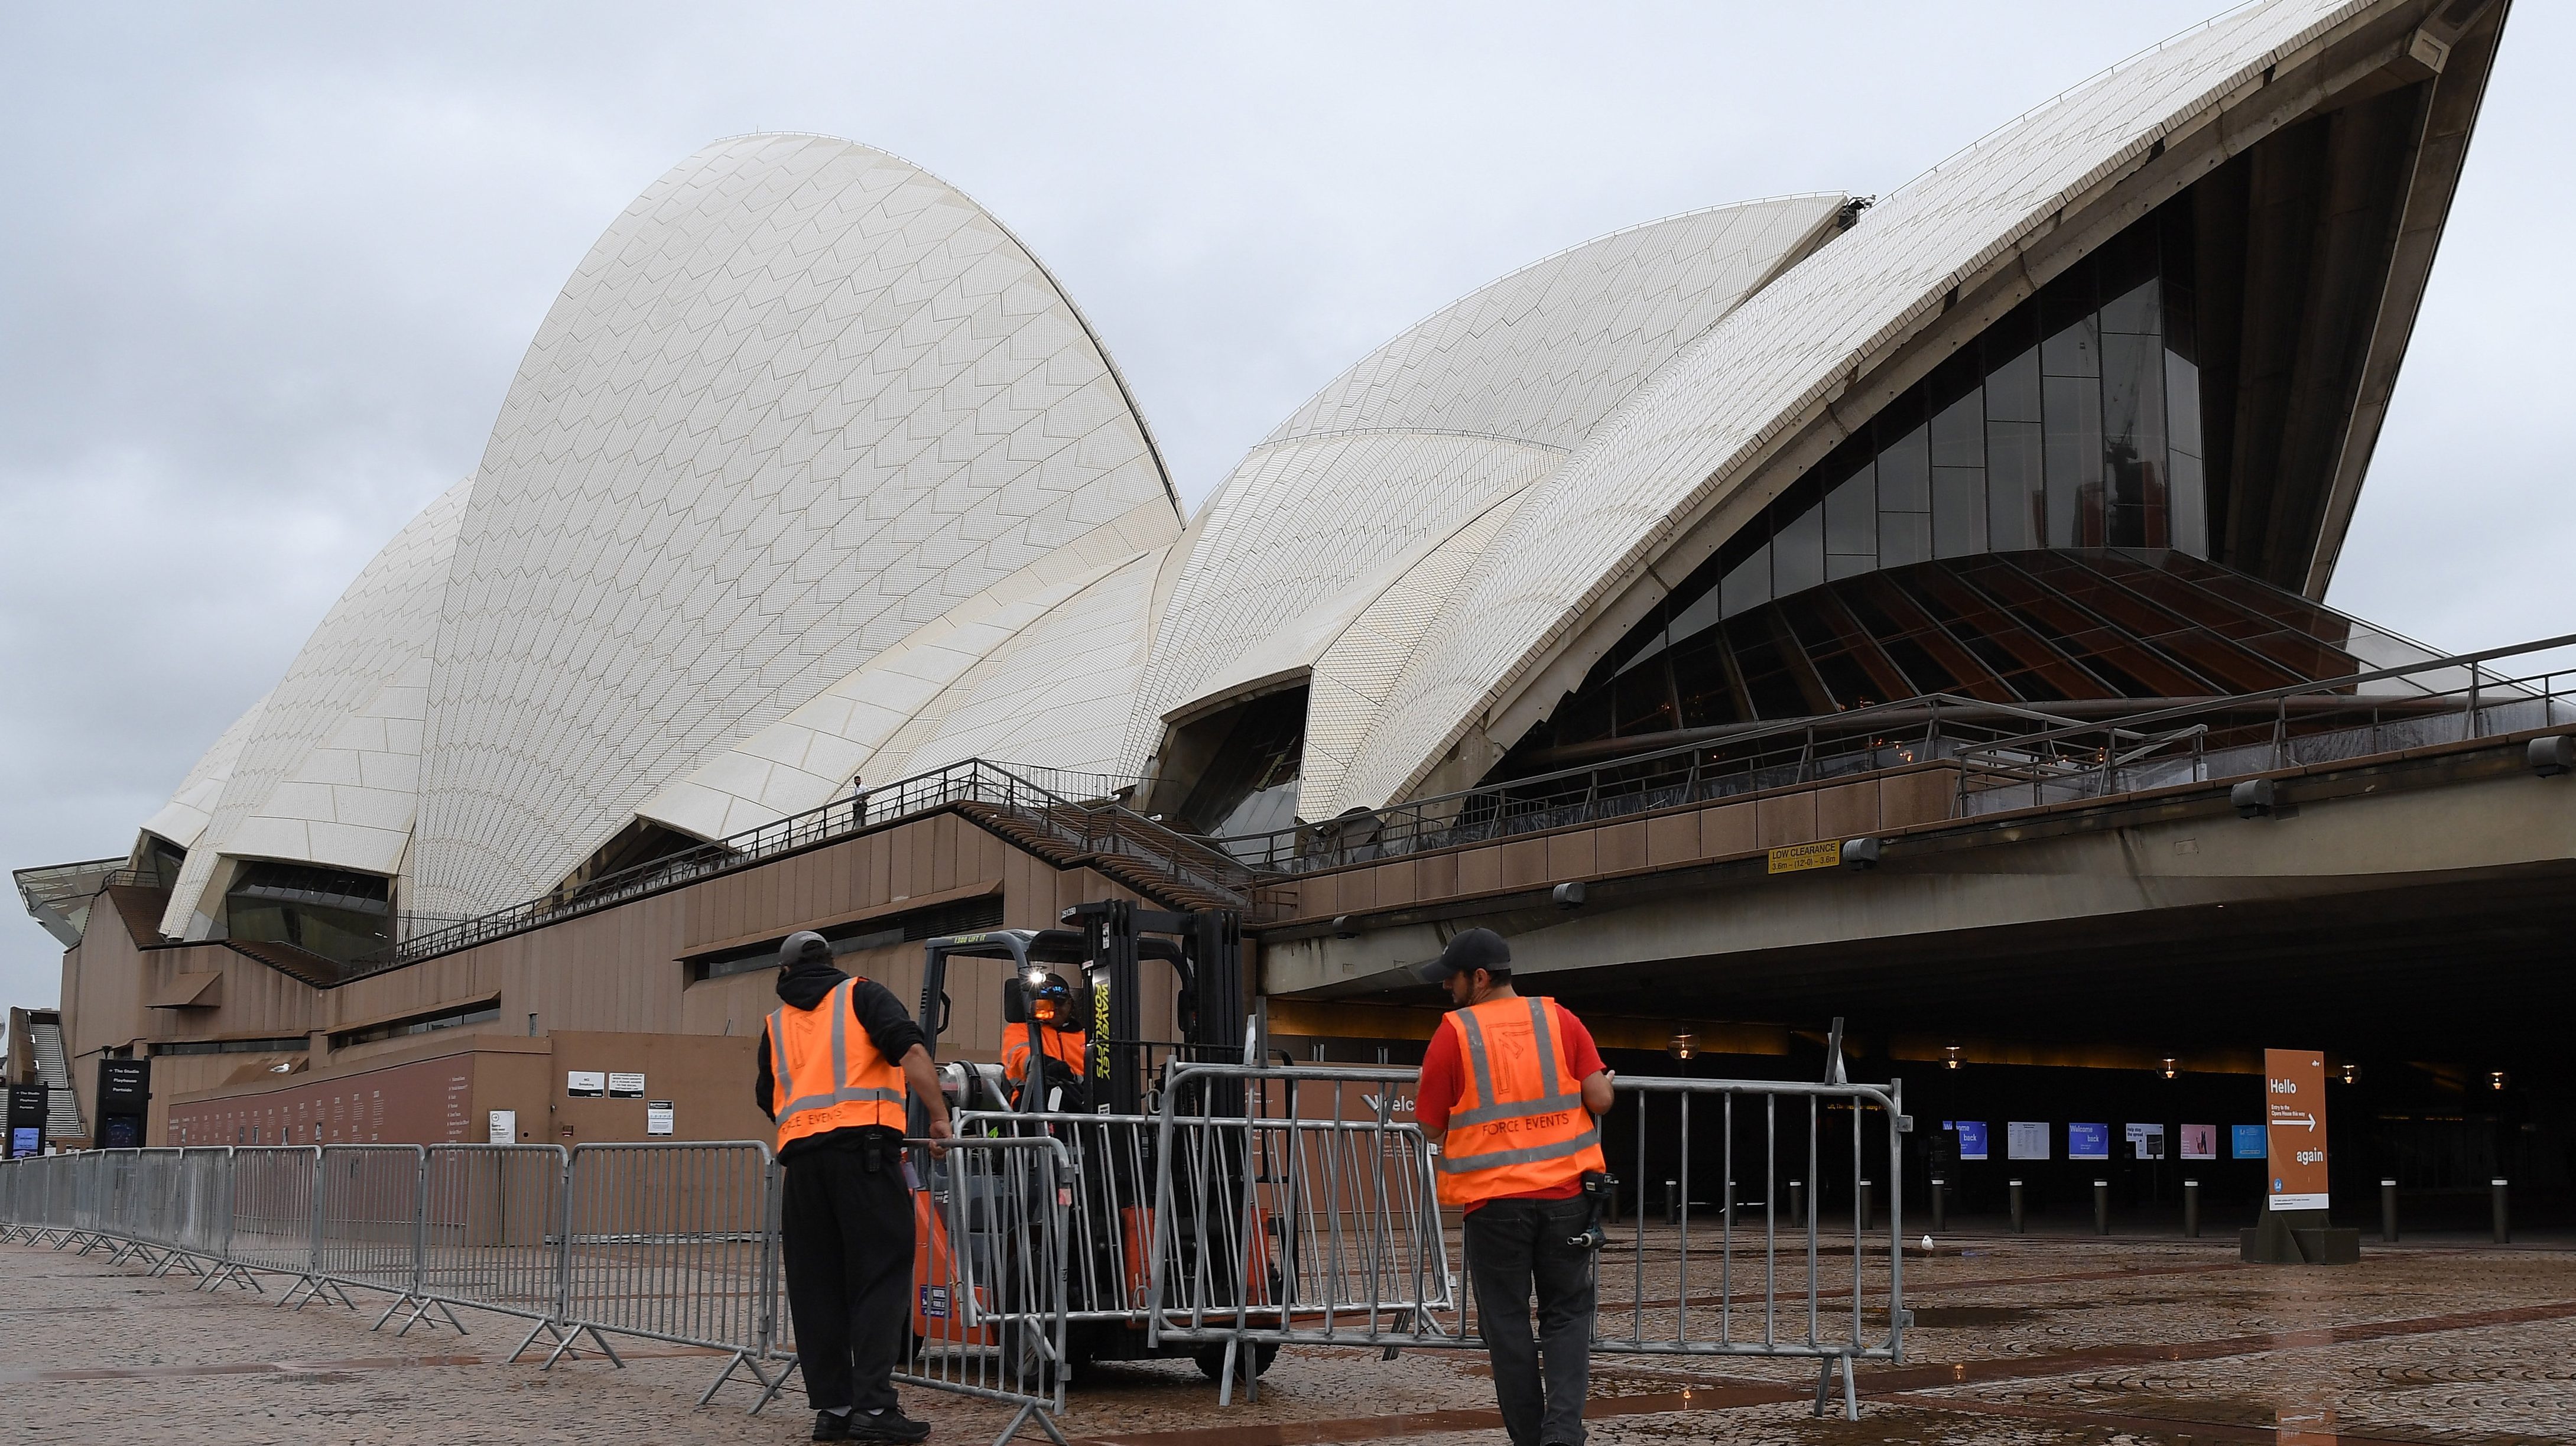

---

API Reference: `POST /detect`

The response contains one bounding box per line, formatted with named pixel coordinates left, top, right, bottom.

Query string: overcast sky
left=4, top=2, right=2568, bottom=1012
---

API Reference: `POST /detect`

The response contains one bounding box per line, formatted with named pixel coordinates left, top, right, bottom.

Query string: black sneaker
left=813, top=1408, right=853, bottom=1442
left=846, top=1407, right=933, bottom=1443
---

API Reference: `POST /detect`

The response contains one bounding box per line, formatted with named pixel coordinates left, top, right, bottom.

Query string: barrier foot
left=540, top=1324, right=624, bottom=1370
left=148, top=1249, right=207, bottom=1281
left=200, top=1260, right=262, bottom=1294
left=695, top=1348, right=774, bottom=1408
left=369, top=1296, right=408, bottom=1332
left=750, top=1356, right=801, bottom=1415
left=506, top=1318, right=563, bottom=1364
left=1808, top=1356, right=1859, bottom=1421
left=989, top=1399, right=1070, bottom=1446
left=393, top=1298, right=468, bottom=1337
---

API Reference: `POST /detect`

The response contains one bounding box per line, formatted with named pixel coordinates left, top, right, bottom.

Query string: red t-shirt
left=1414, top=999, right=1606, bottom=1211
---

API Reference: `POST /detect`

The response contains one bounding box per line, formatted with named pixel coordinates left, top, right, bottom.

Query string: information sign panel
left=608, top=1072, right=645, bottom=1099
left=2068, top=1122, right=2109, bottom=1160
left=1766, top=840, right=1841, bottom=873
left=1953, top=1121, right=1988, bottom=1161
left=2179, top=1123, right=2217, bottom=1161
left=2007, top=1120, right=2049, bottom=1160
left=2231, top=1125, right=2267, bottom=1159
left=647, top=1101, right=675, bottom=1136
left=2264, top=1048, right=2330, bottom=1210
left=566, top=1071, right=606, bottom=1098
left=2125, top=1123, right=2166, bottom=1159
left=487, top=1109, right=516, bottom=1145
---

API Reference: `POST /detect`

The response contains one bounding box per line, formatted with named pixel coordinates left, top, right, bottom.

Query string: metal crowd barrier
left=419, top=1143, right=566, bottom=1335
left=1143, top=1060, right=1909, bottom=1420
left=903, top=1134, right=1077, bottom=1446
left=552, top=1141, right=772, bottom=1382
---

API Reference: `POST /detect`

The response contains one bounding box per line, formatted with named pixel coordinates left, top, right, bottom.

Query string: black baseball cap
left=1412, top=927, right=1511, bottom=984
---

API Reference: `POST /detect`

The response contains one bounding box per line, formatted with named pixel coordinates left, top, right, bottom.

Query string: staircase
left=28, top=1018, right=83, bottom=1142
left=220, top=938, right=346, bottom=989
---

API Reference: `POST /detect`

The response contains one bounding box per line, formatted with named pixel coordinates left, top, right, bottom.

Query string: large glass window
left=1688, top=197, right=2205, bottom=629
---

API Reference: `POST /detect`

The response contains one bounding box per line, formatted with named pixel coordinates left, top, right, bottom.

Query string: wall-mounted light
left=2161, top=1057, right=2178, bottom=1080
left=1943, top=1045, right=1963, bottom=1071
left=2340, top=1063, right=2359, bottom=1086
left=2491, top=1071, right=2509, bottom=1091
left=1667, top=1033, right=1697, bottom=1062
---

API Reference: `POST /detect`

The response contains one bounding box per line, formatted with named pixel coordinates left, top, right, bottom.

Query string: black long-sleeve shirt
left=755, top=974, right=928, bottom=1158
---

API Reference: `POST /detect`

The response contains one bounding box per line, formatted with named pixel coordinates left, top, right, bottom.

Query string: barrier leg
left=989, top=1398, right=1071, bottom=1446
left=506, top=1318, right=567, bottom=1364
left=751, top=1356, right=801, bottom=1415
left=694, top=1348, right=777, bottom=1408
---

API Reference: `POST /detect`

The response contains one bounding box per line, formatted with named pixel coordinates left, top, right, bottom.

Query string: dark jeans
left=781, top=1142, right=915, bottom=1412
left=1464, top=1195, right=1597, bottom=1446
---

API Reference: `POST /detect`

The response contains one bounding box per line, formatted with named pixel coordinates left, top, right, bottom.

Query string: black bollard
left=2009, top=1178, right=2026, bottom=1234
left=1859, top=1179, right=1873, bottom=1232
left=2493, top=1178, right=2510, bottom=1244
left=1789, top=1179, right=1807, bottom=1224
left=2093, top=1179, right=2110, bottom=1236
left=2382, top=1179, right=2398, bottom=1243
left=1665, top=1179, right=1679, bottom=1227
left=2183, top=1178, right=2200, bottom=1239
left=1930, top=1175, right=1947, bottom=1233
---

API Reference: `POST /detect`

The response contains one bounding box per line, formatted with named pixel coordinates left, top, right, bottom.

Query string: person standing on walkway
left=1414, top=928, right=1613, bottom=1446
left=756, top=930, right=954, bottom=1443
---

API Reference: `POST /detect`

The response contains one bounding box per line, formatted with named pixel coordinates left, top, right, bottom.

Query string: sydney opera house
left=14, top=0, right=2567, bottom=1221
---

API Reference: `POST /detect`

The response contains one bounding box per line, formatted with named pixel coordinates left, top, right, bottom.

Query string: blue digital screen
left=2068, top=1122, right=2110, bottom=1159
left=1953, top=1121, right=1988, bottom=1161
left=2232, top=1124, right=2268, bottom=1159
left=8, top=1126, right=37, bottom=1159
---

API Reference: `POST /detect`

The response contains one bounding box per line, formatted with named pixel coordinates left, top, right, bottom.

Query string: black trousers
left=1464, top=1196, right=1597, bottom=1446
left=781, top=1143, right=915, bottom=1413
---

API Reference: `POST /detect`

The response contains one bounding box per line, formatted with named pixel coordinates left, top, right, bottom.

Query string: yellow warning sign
left=1766, top=839, right=1843, bottom=874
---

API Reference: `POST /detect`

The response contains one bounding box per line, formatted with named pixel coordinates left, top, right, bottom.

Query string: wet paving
left=2, top=1233, right=2571, bottom=1444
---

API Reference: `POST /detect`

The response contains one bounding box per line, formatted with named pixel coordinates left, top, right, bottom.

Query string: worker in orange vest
left=1414, top=928, right=1613, bottom=1446
left=999, top=973, right=1090, bottom=1110
left=757, top=931, right=953, bottom=1442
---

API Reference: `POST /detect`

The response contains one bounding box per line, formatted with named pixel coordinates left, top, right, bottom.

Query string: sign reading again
left=2264, top=1048, right=2330, bottom=1211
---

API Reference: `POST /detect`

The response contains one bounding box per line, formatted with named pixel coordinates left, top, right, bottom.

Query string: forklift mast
left=917, top=900, right=1244, bottom=1117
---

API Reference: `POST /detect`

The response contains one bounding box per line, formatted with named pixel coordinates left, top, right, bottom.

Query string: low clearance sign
left=2265, top=1048, right=2330, bottom=1211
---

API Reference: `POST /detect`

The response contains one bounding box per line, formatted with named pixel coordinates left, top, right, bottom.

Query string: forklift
left=907, top=901, right=1282, bottom=1384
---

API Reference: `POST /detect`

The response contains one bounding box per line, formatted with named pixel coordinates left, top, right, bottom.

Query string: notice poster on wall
left=566, top=1071, right=606, bottom=1098
left=2007, top=1121, right=2050, bottom=1160
left=2231, top=1124, right=2268, bottom=1159
left=647, top=1101, right=674, bottom=1136
left=2068, top=1122, right=2110, bottom=1159
left=2263, top=1048, right=2331, bottom=1211
left=487, top=1109, right=516, bottom=1145
left=2179, top=1123, right=2218, bottom=1161
left=2125, top=1123, right=2167, bottom=1160
left=1953, top=1121, right=1989, bottom=1161
left=608, top=1072, right=645, bottom=1099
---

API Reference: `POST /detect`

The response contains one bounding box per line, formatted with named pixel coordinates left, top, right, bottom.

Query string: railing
left=1212, top=632, right=2576, bottom=876
left=1953, top=644, right=2576, bottom=815
left=356, top=759, right=1259, bottom=977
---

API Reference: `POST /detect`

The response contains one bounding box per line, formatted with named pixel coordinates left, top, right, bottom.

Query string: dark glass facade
left=1684, top=196, right=2204, bottom=644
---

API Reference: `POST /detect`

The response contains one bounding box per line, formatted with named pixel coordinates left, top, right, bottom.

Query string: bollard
left=2493, top=1178, right=2510, bottom=1244
left=2009, top=1178, right=2025, bottom=1233
left=2093, top=1179, right=2110, bottom=1236
left=1930, top=1175, right=1947, bottom=1233
left=2381, top=1179, right=2398, bottom=1243
left=1664, top=1179, right=1679, bottom=1227
left=2183, top=1178, right=2200, bottom=1239
left=1859, top=1178, right=1873, bottom=1231
left=1789, top=1179, right=1806, bottom=1223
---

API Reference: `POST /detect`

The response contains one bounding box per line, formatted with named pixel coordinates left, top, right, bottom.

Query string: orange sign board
left=2263, top=1048, right=2330, bottom=1211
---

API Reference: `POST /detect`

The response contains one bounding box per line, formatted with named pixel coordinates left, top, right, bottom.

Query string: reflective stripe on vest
left=766, top=979, right=905, bottom=1146
left=1433, top=996, right=1604, bottom=1198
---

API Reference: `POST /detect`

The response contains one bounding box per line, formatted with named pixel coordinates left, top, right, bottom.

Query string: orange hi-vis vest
left=1001, top=1026, right=1089, bottom=1083
left=765, top=978, right=907, bottom=1149
left=1432, top=995, right=1606, bottom=1207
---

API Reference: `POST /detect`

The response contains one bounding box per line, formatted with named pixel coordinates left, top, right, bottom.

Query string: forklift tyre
left=1191, top=1342, right=1279, bottom=1382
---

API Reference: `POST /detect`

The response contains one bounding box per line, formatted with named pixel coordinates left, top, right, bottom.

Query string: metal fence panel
left=558, top=1141, right=770, bottom=1357
left=420, top=1143, right=566, bottom=1324
left=227, top=1146, right=322, bottom=1279
left=895, top=1134, right=1075, bottom=1444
